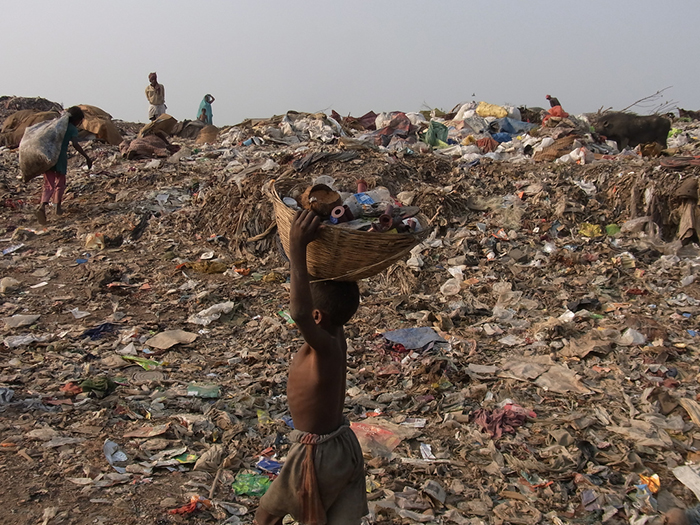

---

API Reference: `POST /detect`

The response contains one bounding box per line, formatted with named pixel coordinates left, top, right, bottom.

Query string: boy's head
left=149, top=72, right=158, bottom=84
left=66, top=106, right=84, bottom=126
left=310, top=280, right=360, bottom=327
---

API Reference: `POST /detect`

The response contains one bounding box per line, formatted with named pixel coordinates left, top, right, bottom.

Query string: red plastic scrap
left=390, top=343, right=409, bottom=361
left=168, top=495, right=212, bottom=515
left=663, top=378, right=679, bottom=389
left=60, top=382, right=83, bottom=396
left=503, top=403, right=536, bottom=418
left=472, top=403, right=535, bottom=440
left=3, top=199, right=25, bottom=209
left=492, top=229, right=509, bottom=240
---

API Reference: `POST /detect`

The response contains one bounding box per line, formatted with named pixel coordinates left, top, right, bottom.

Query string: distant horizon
left=1, top=1, right=697, bottom=127
left=1, top=91, right=686, bottom=129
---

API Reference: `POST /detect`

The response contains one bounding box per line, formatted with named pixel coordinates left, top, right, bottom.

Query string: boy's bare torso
left=287, top=331, right=347, bottom=435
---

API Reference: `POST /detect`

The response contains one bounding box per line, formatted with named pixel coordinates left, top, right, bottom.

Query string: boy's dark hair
left=66, top=106, right=84, bottom=124
left=310, top=280, right=360, bottom=326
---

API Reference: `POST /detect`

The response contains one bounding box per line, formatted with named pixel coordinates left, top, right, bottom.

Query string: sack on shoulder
left=19, top=113, right=70, bottom=182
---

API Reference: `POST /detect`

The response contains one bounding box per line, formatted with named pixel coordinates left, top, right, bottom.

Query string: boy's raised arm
left=289, top=210, right=334, bottom=352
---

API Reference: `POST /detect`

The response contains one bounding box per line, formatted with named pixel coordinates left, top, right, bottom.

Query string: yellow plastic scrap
left=639, top=473, right=660, bottom=494
left=461, top=135, right=476, bottom=146
left=262, top=272, right=285, bottom=283
left=366, top=478, right=381, bottom=493
left=85, top=233, right=105, bottom=250
left=476, top=101, right=508, bottom=119
left=618, top=252, right=636, bottom=269
left=578, top=223, right=603, bottom=238
left=256, top=409, right=273, bottom=426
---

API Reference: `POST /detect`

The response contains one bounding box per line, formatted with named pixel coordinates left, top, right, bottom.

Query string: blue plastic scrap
left=256, top=457, right=283, bottom=475
left=382, top=327, right=447, bottom=350
left=492, top=117, right=536, bottom=135
left=81, top=323, right=116, bottom=340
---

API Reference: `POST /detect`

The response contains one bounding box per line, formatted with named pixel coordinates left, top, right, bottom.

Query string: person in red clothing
left=545, top=94, right=561, bottom=108
left=36, top=106, right=92, bottom=225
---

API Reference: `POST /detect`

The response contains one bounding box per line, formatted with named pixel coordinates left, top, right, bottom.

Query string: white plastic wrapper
left=19, top=113, right=69, bottom=182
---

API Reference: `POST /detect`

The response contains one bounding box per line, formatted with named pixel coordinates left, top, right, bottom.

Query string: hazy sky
left=2, top=1, right=698, bottom=125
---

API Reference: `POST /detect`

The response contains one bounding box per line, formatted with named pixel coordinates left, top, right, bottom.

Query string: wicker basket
left=268, top=179, right=430, bottom=281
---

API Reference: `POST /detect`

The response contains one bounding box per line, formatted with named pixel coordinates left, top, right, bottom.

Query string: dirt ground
left=1, top=105, right=700, bottom=525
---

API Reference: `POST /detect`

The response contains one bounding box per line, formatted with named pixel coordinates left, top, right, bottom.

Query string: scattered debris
left=1, top=97, right=699, bottom=524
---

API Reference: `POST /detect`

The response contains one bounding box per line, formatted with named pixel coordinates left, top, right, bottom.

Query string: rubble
left=0, top=96, right=699, bottom=524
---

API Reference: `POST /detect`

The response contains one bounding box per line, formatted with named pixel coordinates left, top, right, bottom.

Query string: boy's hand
left=290, top=210, right=321, bottom=248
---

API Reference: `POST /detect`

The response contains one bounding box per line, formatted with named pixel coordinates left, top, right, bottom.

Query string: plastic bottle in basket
left=342, top=195, right=363, bottom=219
left=346, top=186, right=393, bottom=211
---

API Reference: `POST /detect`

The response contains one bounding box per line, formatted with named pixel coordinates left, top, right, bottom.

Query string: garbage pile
left=0, top=97, right=699, bottom=524
left=1, top=97, right=124, bottom=149
left=0, top=96, right=63, bottom=122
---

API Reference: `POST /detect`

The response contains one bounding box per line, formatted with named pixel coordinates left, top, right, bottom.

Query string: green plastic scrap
left=419, top=108, right=446, bottom=119
left=80, top=376, right=117, bottom=399
left=121, top=356, right=161, bottom=370
left=187, top=383, right=221, bottom=398
left=174, top=452, right=198, bottom=464
left=421, top=121, right=448, bottom=147
left=605, top=224, right=621, bottom=236
left=232, top=472, right=271, bottom=497
left=278, top=310, right=295, bottom=326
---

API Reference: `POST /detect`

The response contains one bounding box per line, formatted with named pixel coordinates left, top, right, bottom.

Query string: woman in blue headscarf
left=197, top=94, right=215, bottom=125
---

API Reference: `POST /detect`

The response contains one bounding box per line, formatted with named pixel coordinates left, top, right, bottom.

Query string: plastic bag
left=476, top=102, right=508, bottom=119
left=422, top=121, right=448, bottom=147
left=232, top=472, right=271, bottom=496
left=19, top=114, right=69, bottom=182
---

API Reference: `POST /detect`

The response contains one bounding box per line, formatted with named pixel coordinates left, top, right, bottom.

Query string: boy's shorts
left=259, top=419, right=368, bottom=525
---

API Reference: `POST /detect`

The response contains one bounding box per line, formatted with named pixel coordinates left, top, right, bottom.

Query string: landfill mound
left=0, top=98, right=699, bottom=525
left=0, top=95, right=63, bottom=122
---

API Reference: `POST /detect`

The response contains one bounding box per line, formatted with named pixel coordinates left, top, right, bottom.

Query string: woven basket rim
left=267, top=178, right=430, bottom=280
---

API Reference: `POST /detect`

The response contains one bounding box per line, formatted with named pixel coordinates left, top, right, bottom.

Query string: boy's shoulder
left=302, top=327, right=345, bottom=355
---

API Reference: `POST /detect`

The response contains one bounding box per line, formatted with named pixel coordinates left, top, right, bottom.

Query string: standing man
left=145, top=72, right=166, bottom=121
